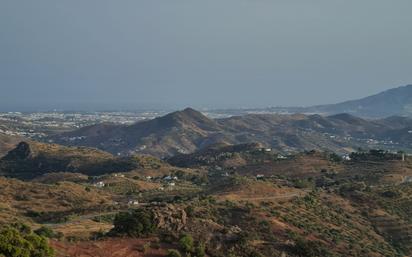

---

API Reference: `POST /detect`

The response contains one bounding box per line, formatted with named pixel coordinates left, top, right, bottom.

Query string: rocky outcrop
left=152, top=204, right=187, bottom=232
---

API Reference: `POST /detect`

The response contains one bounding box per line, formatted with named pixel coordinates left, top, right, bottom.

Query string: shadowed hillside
left=0, top=141, right=146, bottom=179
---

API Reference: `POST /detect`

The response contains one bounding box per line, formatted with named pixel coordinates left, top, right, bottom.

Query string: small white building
left=94, top=181, right=105, bottom=188
left=163, top=175, right=172, bottom=181
left=164, top=175, right=179, bottom=181
left=277, top=154, right=287, bottom=160
left=343, top=155, right=351, bottom=161
left=128, top=200, right=139, bottom=205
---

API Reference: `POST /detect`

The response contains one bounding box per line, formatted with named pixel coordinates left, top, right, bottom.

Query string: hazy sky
left=1, top=0, right=412, bottom=111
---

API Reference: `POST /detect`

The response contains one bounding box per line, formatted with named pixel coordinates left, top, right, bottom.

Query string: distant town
left=0, top=110, right=171, bottom=139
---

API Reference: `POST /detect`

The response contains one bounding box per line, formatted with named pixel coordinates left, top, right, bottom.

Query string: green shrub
left=110, top=209, right=156, bottom=237
left=34, top=227, right=55, bottom=238
left=194, top=242, right=206, bottom=257
left=179, top=234, right=194, bottom=253
left=248, top=250, right=265, bottom=257
left=329, top=153, right=342, bottom=163
left=0, top=225, right=54, bottom=257
left=292, top=238, right=332, bottom=257
left=167, top=249, right=182, bottom=257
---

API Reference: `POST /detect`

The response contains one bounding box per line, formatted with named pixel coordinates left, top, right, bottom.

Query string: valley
left=2, top=88, right=412, bottom=256
left=1, top=137, right=412, bottom=256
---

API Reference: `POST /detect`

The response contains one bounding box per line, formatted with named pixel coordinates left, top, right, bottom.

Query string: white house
left=94, top=181, right=105, bottom=188
left=128, top=200, right=139, bottom=205
left=343, top=155, right=351, bottom=161
left=163, top=175, right=172, bottom=181
left=277, top=154, right=287, bottom=160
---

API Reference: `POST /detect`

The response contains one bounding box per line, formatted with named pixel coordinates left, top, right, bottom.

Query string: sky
left=1, top=0, right=412, bottom=111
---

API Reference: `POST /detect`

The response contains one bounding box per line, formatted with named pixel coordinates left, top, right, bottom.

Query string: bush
left=110, top=209, right=156, bottom=237
left=248, top=250, right=265, bottom=257
left=194, top=242, right=206, bottom=257
left=167, top=249, right=182, bottom=257
left=329, top=153, right=342, bottom=163
left=292, top=238, right=332, bottom=257
left=179, top=234, right=194, bottom=253
left=381, top=190, right=400, bottom=198
left=34, top=227, right=55, bottom=238
left=0, top=225, right=54, bottom=257
left=185, top=206, right=195, bottom=218
left=293, top=179, right=313, bottom=189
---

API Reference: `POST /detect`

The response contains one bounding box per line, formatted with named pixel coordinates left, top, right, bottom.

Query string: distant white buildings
left=163, top=175, right=178, bottom=181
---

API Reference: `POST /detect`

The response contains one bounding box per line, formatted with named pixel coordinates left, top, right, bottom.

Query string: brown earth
left=51, top=238, right=170, bottom=257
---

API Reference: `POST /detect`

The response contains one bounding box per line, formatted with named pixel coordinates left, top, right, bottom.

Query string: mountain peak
left=162, top=108, right=216, bottom=127
left=182, top=107, right=200, bottom=114
left=173, top=107, right=206, bottom=119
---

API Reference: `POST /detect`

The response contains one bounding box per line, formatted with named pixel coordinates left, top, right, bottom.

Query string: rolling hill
left=0, top=141, right=145, bottom=179
left=304, top=84, right=412, bottom=117
left=226, top=84, right=412, bottom=118
left=49, top=108, right=412, bottom=158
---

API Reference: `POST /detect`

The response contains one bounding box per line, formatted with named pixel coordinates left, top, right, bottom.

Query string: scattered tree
left=179, top=234, right=194, bottom=253
left=110, top=209, right=156, bottom=237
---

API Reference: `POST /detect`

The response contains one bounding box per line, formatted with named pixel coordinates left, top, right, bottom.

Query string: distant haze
left=1, top=0, right=412, bottom=111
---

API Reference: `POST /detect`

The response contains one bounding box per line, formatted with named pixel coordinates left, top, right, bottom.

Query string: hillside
left=2, top=142, right=412, bottom=256
left=227, top=84, right=412, bottom=118
left=50, top=108, right=412, bottom=157
left=304, top=84, right=412, bottom=117
left=0, top=141, right=145, bottom=179
left=50, top=108, right=225, bottom=157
